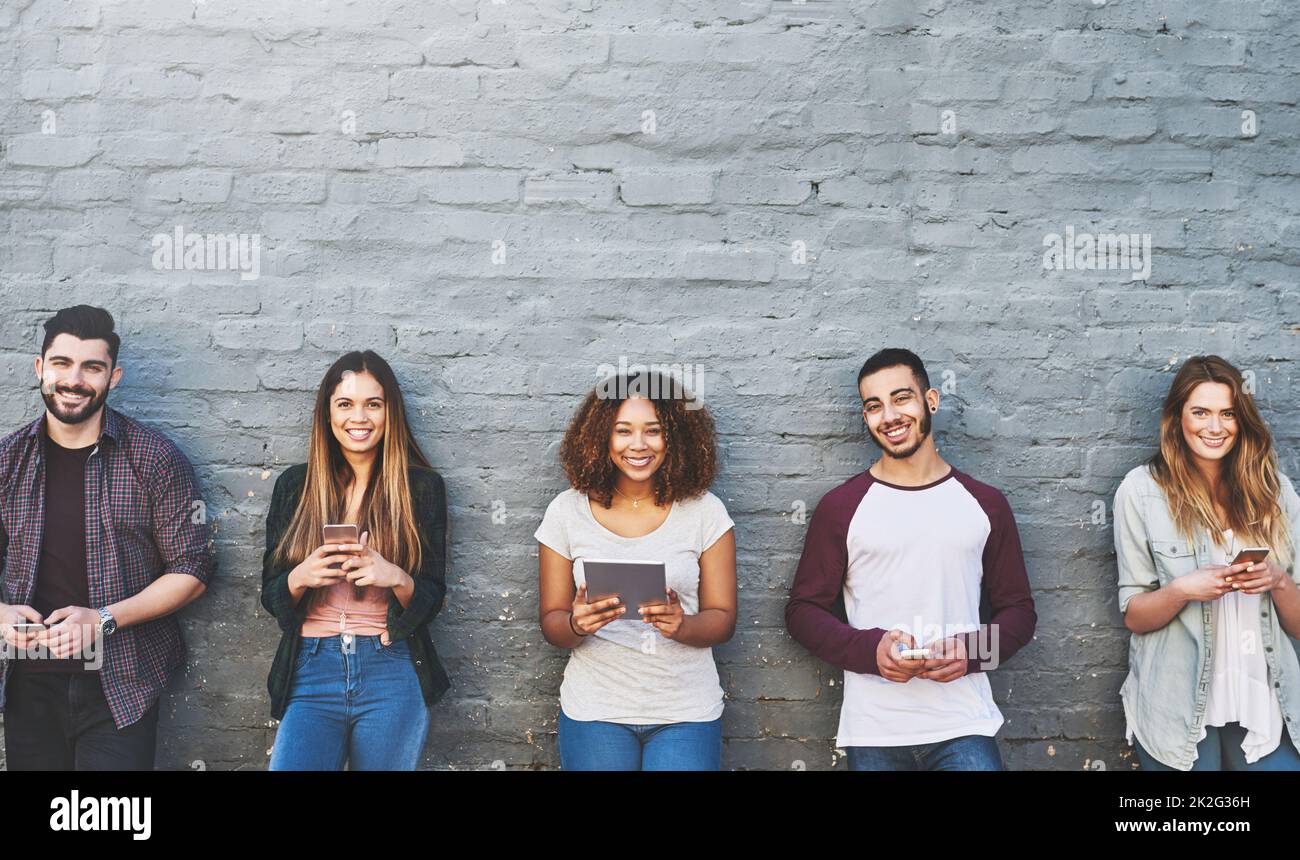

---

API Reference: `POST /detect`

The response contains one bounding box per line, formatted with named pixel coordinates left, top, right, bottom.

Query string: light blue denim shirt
left=1114, top=464, right=1300, bottom=771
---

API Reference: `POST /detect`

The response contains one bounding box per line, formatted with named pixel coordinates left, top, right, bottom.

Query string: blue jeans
left=1135, top=723, right=1300, bottom=771
left=845, top=734, right=1003, bottom=771
left=269, top=634, right=430, bottom=771
left=558, top=709, right=722, bottom=771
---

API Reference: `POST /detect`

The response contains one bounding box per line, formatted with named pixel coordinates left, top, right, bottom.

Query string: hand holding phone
left=1226, top=547, right=1284, bottom=595
left=322, top=524, right=361, bottom=569
left=1229, top=547, right=1270, bottom=567
left=288, top=530, right=359, bottom=592
left=5, top=622, right=48, bottom=650
left=876, top=630, right=929, bottom=683
left=323, top=524, right=371, bottom=599
left=915, top=637, right=971, bottom=683
left=1, top=605, right=46, bottom=648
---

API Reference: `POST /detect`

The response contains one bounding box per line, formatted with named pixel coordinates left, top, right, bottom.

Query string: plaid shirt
left=0, top=407, right=215, bottom=728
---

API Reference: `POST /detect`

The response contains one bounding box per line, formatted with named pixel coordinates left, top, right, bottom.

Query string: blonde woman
left=1115, top=355, right=1300, bottom=770
left=261, top=351, right=448, bottom=770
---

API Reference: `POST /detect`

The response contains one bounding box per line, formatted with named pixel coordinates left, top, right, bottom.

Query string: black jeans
left=3, top=669, right=159, bottom=770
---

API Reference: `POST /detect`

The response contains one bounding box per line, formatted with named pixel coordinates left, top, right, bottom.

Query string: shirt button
left=415, top=660, right=422, bottom=666
left=1265, top=646, right=1273, bottom=653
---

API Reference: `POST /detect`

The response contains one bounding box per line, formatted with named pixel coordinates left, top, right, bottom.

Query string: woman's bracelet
left=568, top=611, right=589, bottom=638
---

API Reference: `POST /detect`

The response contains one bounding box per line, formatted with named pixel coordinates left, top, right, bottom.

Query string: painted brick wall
left=1, top=0, right=1297, bottom=770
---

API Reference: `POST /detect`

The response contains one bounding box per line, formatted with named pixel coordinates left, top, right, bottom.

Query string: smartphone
left=1230, top=547, right=1270, bottom=567
left=9, top=623, right=47, bottom=635
left=322, top=524, right=360, bottom=570
left=323, top=524, right=367, bottom=598
left=899, top=648, right=932, bottom=660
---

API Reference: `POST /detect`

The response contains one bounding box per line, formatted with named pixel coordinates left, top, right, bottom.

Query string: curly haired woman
left=534, top=369, right=737, bottom=770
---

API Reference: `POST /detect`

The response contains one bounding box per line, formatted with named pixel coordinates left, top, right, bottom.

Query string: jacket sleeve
left=261, top=469, right=303, bottom=634
left=784, top=493, right=887, bottom=675
left=1281, top=474, right=1300, bottom=585
left=1115, top=472, right=1159, bottom=615
left=386, top=469, right=448, bottom=642
left=959, top=491, right=1037, bottom=674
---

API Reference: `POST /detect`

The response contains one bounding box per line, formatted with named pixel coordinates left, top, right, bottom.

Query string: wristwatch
left=97, top=607, right=117, bottom=637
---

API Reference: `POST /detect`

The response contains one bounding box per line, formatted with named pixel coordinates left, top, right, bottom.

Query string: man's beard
left=871, top=408, right=931, bottom=460
left=42, top=381, right=109, bottom=425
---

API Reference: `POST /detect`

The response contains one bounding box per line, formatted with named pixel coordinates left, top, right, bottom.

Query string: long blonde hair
left=273, top=351, right=430, bottom=575
left=1148, top=355, right=1293, bottom=569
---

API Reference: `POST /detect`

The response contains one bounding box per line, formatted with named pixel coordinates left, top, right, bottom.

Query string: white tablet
left=581, top=558, right=668, bottom=621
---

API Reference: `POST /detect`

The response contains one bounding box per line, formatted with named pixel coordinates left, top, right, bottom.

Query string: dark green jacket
left=260, top=463, right=450, bottom=719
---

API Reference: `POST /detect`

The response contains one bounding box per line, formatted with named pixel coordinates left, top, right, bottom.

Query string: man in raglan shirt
left=785, top=348, right=1036, bottom=770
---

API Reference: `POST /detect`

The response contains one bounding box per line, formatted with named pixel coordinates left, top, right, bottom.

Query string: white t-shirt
left=786, top=469, right=1034, bottom=748
left=534, top=488, right=734, bottom=724
left=835, top=476, right=1005, bottom=746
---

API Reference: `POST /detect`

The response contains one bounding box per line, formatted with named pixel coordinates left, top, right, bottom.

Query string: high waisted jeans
left=269, top=634, right=430, bottom=771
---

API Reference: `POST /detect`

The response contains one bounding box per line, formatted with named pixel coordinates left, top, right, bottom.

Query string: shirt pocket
left=108, top=483, right=157, bottom=585
left=1149, top=537, right=1197, bottom=584
left=109, top=486, right=152, bottom=536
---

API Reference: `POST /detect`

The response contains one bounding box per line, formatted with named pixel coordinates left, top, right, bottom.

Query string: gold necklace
left=613, top=486, right=652, bottom=510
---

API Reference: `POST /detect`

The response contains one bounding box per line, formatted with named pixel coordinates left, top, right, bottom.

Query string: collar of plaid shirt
left=1, top=405, right=214, bottom=729
left=21, top=404, right=125, bottom=446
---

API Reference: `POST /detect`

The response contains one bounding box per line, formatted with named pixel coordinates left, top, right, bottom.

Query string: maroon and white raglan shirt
left=785, top=467, right=1036, bottom=747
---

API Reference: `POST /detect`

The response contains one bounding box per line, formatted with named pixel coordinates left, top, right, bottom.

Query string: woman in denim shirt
left=1115, top=355, right=1300, bottom=771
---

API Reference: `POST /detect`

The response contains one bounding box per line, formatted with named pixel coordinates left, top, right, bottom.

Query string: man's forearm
left=786, top=596, right=887, bottom=675
left=107, top=572, right=207, bottom=629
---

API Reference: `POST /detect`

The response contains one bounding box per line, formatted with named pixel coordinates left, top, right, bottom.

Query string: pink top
left=300, top=579, right=390, bottom=637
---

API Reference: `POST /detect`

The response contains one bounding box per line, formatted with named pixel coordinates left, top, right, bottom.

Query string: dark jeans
left=3, top=668, right=159, bottom=770
left=846, top=734, right=1004, bottom=771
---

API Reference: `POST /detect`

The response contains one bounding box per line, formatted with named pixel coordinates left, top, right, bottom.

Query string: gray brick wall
left=1, top=0, right=1297, bottom=770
